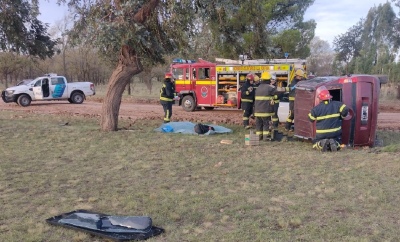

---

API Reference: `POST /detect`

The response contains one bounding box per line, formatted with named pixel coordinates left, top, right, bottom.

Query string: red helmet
left=246, top=73, right=254, bottom=81
left=164, top=73, right=173, bottom=79
left=318, top=89, right=333, bottom=101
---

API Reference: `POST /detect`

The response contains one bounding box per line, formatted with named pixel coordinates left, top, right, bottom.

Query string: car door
left=50, top=77, right=67, bottom=98
left=32, top=79, right=43, bottom=100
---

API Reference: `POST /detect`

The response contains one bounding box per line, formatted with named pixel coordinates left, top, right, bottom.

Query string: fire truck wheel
left=204, top=107, right=214, bottom=110
left=182, top=95, right=196, bottom=112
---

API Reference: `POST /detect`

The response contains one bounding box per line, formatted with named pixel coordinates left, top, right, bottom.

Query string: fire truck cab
left=171, top=58, right=306, bottom=112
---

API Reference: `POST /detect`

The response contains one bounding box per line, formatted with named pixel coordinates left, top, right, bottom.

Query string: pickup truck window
left=34, top=80, right=42, bottom=87
left=51, top=77, right=65, bottom=85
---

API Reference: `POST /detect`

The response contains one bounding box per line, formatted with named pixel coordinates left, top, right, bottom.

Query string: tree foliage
left=57, top=0, right=315, bottom=131
left=333, top=2, right=400, bottom=77
left=0, top=0, right=57, bottom=59
left=307, top=37, right=335, bottom=76
left=333, top=20, right=364, bottom=70
left=207, top=0, right=315, bottom=59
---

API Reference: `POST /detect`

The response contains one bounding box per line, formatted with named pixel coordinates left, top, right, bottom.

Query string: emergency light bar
left=172, top=58, right=196, bottom=64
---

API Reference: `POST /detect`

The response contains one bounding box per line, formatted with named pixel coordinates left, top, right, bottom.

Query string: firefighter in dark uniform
left=270, top=74, right=281, bottom=131
left=254, top=72, right=276, bottom=141
left=284, top=69, right=305, bottom=133
left=240, top=73, right=255, bottom=129
left=308, top=88, right=349, bottom=152
left=160, top=73, right=176, bottom=123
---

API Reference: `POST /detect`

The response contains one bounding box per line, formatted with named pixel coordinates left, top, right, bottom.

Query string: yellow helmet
left=295, top=69, right=305, bottom=77
left=260, top=72, right=271, bottom=80
left=254, top=75, right=260, bottom=82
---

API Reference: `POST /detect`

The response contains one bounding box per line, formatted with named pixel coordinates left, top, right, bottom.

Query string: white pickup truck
left=1, top=73, right=95, bottom=107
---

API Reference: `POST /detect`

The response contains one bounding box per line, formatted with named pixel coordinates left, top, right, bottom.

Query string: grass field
left=1, top=110, right=400, bottom=241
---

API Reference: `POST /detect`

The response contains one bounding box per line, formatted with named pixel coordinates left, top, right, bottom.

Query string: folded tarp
left=46, top=209, right=164, bottom=241
left=154, top=121, right=232, bottom=135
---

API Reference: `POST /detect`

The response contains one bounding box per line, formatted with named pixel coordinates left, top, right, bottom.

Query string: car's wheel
left=70, top=92, right=84, bottom=104
left=204, top=107, right=214, bottom=110
left=67, top=98, right=73, bottom=103
left=182, top=95, right=196, bottom=112
left=17, top=94, right=31, bottom=107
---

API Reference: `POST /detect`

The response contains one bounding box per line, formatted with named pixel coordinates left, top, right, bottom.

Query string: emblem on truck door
left=201, top=86, right=208, bottom=98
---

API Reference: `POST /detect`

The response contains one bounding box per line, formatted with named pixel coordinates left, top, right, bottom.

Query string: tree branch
left=133, top=0, right=160, bottom=24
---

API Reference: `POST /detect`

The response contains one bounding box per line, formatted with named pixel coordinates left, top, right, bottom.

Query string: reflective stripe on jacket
left=308, top=100, right=349, bottom=139
left=240, top=80, right=255, bottom=102
left=160, top=80, right=175, bottom=102
left=254, top=82, right=276, bottom=117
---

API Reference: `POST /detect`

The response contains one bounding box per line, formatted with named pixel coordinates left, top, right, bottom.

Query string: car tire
left=17, top=94, right=31, bottom=107
left=70, top=92, right=84, bottom=104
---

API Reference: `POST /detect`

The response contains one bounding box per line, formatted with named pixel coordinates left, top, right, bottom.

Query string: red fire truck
left=171, top=57, right=306, bottom=112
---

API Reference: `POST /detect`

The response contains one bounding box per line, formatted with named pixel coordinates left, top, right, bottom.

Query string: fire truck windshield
left=172, top=68, right=184, bottom=80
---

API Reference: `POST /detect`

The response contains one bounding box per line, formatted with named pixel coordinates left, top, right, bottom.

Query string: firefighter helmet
left=271, top=74, right=277, bottom=80
left=318, top=89, right=333, bottom=101
left=254, top=75, right=260, bottom=82
left=164, top=73, right=173, bottom=79
left=295, top=69, right=305, bottom=77
left=260, top=72, right=271, bottom=80
left=246, top=73, right=255, bottom=81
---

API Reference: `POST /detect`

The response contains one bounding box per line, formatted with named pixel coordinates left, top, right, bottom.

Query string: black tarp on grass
left=46, top=209, right=164, bottom=241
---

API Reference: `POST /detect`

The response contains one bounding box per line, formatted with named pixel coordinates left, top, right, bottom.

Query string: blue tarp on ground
left=154, top=122, right=233, bottom=135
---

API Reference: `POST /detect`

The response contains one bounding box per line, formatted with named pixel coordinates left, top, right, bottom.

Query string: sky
left=38, top=0, right=396, bottom=47
left=304, top=0, right=394, bottom=46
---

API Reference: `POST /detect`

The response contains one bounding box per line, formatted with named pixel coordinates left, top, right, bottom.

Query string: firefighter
left=308, top=88, right=349, bottom=152
left=254, top=72, right=276, bottom=141
left=160, top=73, right=176, bottom=123
left=270, top=74, right=281, bottom=130
left=240, top=73, right=256, bottom=129
left=284, top=69, right=305, bottom=133
left=253, top=74, right=260, bottom=89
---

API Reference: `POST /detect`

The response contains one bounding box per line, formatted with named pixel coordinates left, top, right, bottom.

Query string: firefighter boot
left=319, top=139, right=329, bottom=152
left=329, top=139, right=338, bottom=152
left=263, top=131, right=273, bottom=141
left=285, top=122, right=291, bottom=131
left=263, top=135, right=272, bottom=141
left=243, top=120, right=248, bottom=128
left=271, top=129, right=278, bottom=141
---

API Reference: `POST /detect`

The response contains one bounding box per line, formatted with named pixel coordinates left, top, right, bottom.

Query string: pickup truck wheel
left=182, top=95, right=196, bottom=112
left=67, top=98, right=73, bottom=103
left=70, top=92, right=84, bottom=104
left=17, top=94, right=31, bottom=107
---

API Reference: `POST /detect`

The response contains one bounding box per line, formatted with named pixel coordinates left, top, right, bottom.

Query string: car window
left=17, top=79, right=33, bottom=86
left=34, top=80, right=42, bottom=87
left=51, top=77, right=65, bottom=85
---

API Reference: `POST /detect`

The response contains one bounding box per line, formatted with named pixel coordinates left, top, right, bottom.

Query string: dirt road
left=1, top=99, right=400, bottom=130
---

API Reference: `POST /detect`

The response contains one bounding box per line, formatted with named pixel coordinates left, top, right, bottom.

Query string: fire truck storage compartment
left=294, top=75, right=381, bottom=147
left=216, top=74, right=238, bottom=106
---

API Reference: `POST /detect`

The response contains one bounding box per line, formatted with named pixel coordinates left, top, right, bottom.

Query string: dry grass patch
left=1, top=110, right=400, bottom=241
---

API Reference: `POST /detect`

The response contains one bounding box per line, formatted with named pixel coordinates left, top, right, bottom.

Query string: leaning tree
left=59, top=0, right=314, bottom=131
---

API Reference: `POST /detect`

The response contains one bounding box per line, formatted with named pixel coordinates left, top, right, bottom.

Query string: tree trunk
left=100, top=45, right=143, bottom=131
